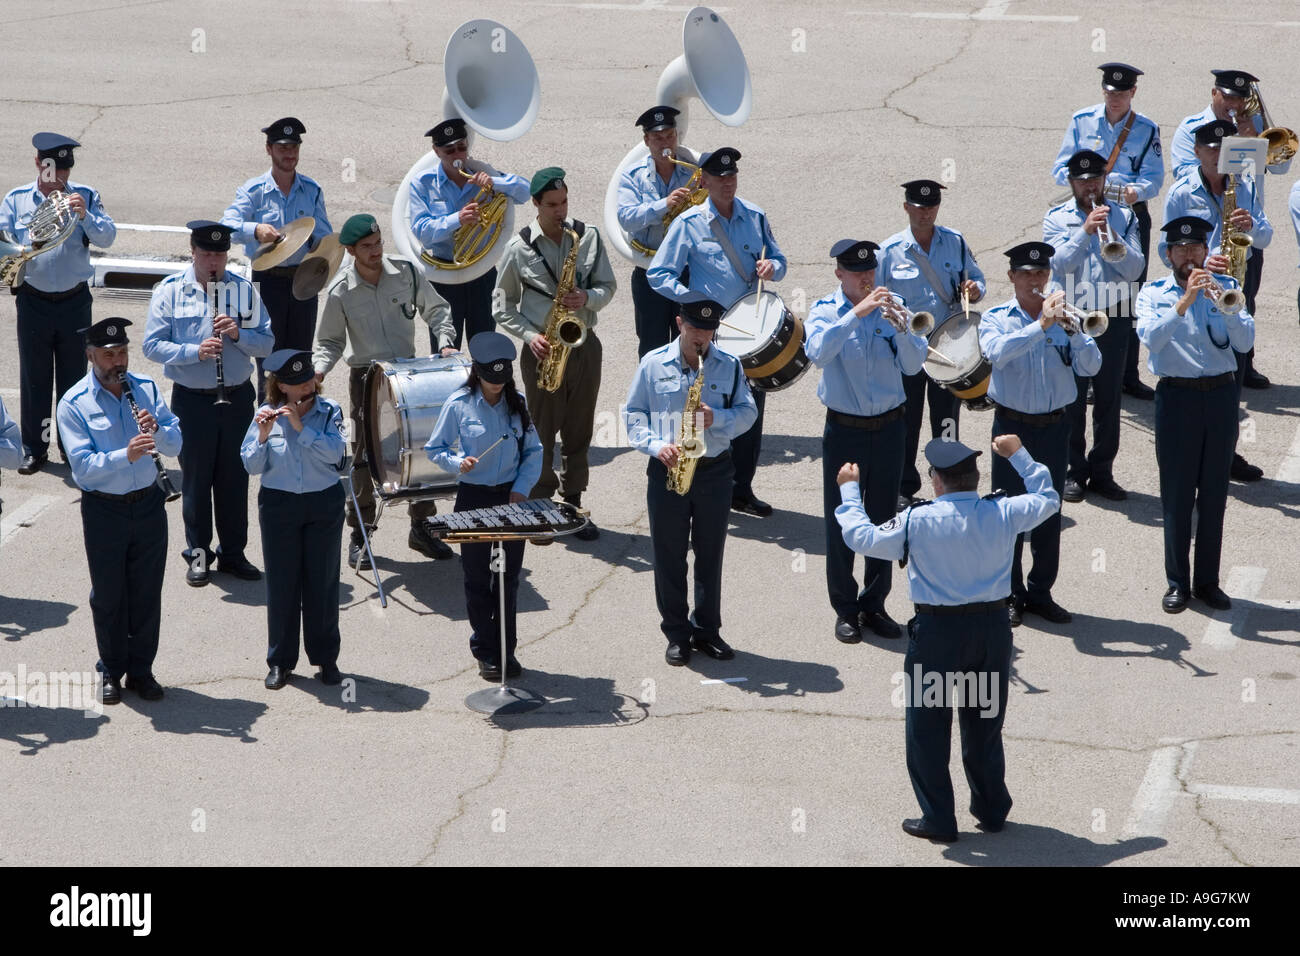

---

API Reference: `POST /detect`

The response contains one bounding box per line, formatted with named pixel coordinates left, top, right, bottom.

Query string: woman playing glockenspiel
left=425, top=332, right=542, bottom=681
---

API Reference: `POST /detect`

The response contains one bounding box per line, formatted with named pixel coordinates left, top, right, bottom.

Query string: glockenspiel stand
left=465, top=540, right=546, bottom=715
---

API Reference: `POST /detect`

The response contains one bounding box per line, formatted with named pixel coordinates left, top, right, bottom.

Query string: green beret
left=529, top=166, right=567, bottom=198
left=340, top=214, right=379, bottom=246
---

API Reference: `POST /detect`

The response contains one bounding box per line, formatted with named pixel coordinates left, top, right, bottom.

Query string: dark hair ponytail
left=465, top=366, right=532, bottom=434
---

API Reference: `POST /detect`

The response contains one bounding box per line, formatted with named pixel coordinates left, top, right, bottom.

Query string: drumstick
left=926, top=347, right=958, bottom=368
left=475, top=434, right=510, bottom=461
left=755, top=244, right=767, bottom=299
left=718, top=319, right=749, bottom=335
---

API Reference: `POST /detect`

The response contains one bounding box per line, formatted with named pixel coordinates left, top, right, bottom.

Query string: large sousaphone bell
left=603, top=6, right=752, bottom=269
left=390, top=19, right=540, bottom=285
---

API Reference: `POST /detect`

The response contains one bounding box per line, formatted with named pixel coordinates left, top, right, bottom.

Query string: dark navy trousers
left=456, top=482, right=524, bottom=665
left=16, top=284, right=90, bottom=458
left=991, top=409, right=1068, bottom=603
left=172, top=380, right=254, bottom=565
left=631, top=267, right=679, bottom=358
left=253, top=269, right=319, bottom=404
left=1067, top=310, right=1130, bottom=485
left=732, top=388, right=765, bottom=498
left=900, top=371, right=960, bottom=499
left=433, top=267, right=497, bottom=352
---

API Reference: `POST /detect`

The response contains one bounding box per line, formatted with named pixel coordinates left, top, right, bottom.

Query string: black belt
left=18, top=281, right=88, bottom=302
left=996, top=405, right=1064, bottom=425
left=254, top=265, right=298, bottom=279
left=827, top=405, right=906, bottom=430
left=85, top=486, right=157, bottom=504
left=914, top=600, right=1008, bottom=616
left=699, top=449, right=732, bottom=466
left=1161, top=372, right=1235, bottom=391
left=176, top=381, right=248, bottom=397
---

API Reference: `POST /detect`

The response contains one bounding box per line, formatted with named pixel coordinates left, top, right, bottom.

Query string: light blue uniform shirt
left=980, top=296, right=1102, bottom=413
left=646, top=196, right=787, bottom=305
left=240, top=397, right=347, bottom=493
left=615, top=152, right=696, bottom=255
left=835, top=448, right=1060, bottom=605
left=0, top=181, right=116, bottom=293
left=56, top=371, right=183, bottom=494
left=0, top=396, right=19, bottom=470
left=143, top=265, right=274, bottom=389
left=409, top=161, right=530, bottom=261
left=222, top=171, right=331, bottom=265
left=425, top=387, right=543, bottom=496
left=1159, top=169, right=1271, bottom=267
left=1042, top=199, right=1145, bottom=309
left=1051, top=106, right=1164, bottom=201
left=804, top=287, right=927, bottom=417
left=1170, top=105, right=1293, bottom=184
left=1134, top=274, right=1254, bottom=378
left=878, top=225, right=986, bottom=319
left=623, top=342, right=758, bottom=458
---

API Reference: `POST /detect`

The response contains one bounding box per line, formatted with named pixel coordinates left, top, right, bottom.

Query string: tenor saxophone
left=536, top=226, right=587, bottom=393
left=666, top=343, right=708, bottom=496
left=1221, top=175, right=1251, bottom=286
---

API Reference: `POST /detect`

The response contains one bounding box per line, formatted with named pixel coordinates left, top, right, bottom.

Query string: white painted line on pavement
left=853, top=1, right=1078, bottom=22
left=1203, top=566, right=1267, bottom=650
left=0, top=495, right=56, bottom=546
left=1188, top=784, right=1300, bottom=805
left=701, top=677, right=748, bottom=685
left=1122, top=740, right=1197, bottom=839
left=1275, top=425, right=1300, bottom=484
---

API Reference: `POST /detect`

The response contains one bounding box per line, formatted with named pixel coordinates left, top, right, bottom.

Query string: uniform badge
left=292, top=360, right=303, bottom=373
left=1029, top=249, right=1041, bottom=260
left=857, top=248, right=868, bottom=259
left=107, top=325, right=117, bottom=336
left=1112, top=70, right=1122, bottom=81
left=1181, top=224, right=1191, bottom=235
left=58, top=148, right=68, bottom=159
left=1234, top=76, right=1245, bottom=89
left=654, top=112, right=663, bottom=122
left=881, top=516, right=899, bottom=531
left=701, top=306, right=712, bottom=317
left=211, top=230, right=221, bottom=241
left=720, top=155, right=731, bottom=166
left=492, top=361, right=504, bottom=372
left=284, top=125, right=293, bottom=134
left=920, top=185, right=930, bottom=196
left=444, top=125, right=453, bottom=137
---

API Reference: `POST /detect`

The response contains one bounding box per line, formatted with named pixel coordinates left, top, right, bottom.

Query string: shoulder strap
left=904, top=242, right=957, bottom=309
left=1103, top=110, right=1138, bottom=175
left=708, top=217, right=752, bottom=282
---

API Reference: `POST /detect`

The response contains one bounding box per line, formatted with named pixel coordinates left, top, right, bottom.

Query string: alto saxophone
left=1221, top=175, right=1251, bottom=286
left=666, top=343, right=708, bottom=496
left=536, top=226, right=588, bottom=393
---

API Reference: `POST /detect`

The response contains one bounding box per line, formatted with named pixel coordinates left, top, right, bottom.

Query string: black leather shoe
left=731, top=493, right=773, bottom=517
left=665, top=643, right=690, bottom=666
left=506, top=657, right=522, bottom=679
left=1063, top=478, right=1085, bottom=503
left=1242, top=369, right=1271, bottom=390
left=691, top=632, right=735, bottom=660
left=1088, top=477, right=1128, bottom=501
left=1023, top=597, right=1072, bottom=624
left=265, top=666, right=290, bottom=690
left=834, top=615, right=862, bottom=643
left=1162, top=586, right=1189, bottom=613
left=1008, top=598, right=1024, bottom=628
left=859, top=609, right=902, bottom=639
left=478, top=660, right=502, bottom=682
left=186, top=564, right=210, bottom=588
left=217, top=555, right=262, bottom=580
left=1123, top=381, right=1155, bottom=400
left=17, top=453, right=47, bottom=475
left=573, top=519, right=600, bottom=541
left=974, top=819, right=1005, bottom=833
left=125, top=674, right=164, bottom=700
left=317, top=663, right=343, bottom=685
left=348, top=537, right=373, bottom=571
left=1231, top=454, right=1264, bottom=482
left=1193, top=584, right=1232, bottom=610
left=101, top=675, right=121, bottom=706
left=901, top=818, right=958, bottom=843
left=409, top=523, right=454, bottom=559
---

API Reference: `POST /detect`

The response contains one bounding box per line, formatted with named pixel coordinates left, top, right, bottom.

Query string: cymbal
left=251, top=216, right=316, bottom=270
left=292, top=233, right=344, bottom=300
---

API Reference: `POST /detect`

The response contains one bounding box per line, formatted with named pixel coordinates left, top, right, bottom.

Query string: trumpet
left=1032, top=288, right=1108, bottom=337
left=1091, top=199, right=1127, bottom=263
left=880, top=292, right=935, bottom=337
left=1191, top=270, right=1246, bottom=315
left=1100, top=182, right=1132, bottom=206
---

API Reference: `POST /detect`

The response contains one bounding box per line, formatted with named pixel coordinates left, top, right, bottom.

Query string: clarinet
left=208, top=271, right=231, bottom=407
left=118, top=372, right=181, bottom=502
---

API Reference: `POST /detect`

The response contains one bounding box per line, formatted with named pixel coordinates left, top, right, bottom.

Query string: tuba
left=627, top=149, right=708, bottom=257
left=390, top=19, right=540, bottom=285
left=536, top=227, right=587, bottom=393
left=1, top=190, right=78, bottom=287
left=666, top=343, right=708, bottom=495
left=604, top=6, right=752, bottom=268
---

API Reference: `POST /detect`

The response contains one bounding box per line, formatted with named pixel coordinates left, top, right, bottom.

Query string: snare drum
left=714, top=290, right=810, bottom=392
left=923, top=310, right=993, bottom=411
left=363, top=355, right=471, bottom=498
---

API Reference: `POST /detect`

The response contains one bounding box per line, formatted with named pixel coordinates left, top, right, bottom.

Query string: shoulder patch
left=880, top=516, right=900, bottom=531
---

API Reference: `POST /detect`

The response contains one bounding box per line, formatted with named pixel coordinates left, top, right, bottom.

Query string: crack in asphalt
left=419, top=731, right=510, bottom=865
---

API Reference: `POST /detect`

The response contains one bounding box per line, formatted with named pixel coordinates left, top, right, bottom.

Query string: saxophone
left=666, top=343, right=708, bottom=496
left=1220, top=175, right=1251, bottom=286
left=536, top=226, right=588, bottom=393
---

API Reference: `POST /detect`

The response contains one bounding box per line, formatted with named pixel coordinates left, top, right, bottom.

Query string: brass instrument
left=1242, top=82, right=1298, bottom=167
left=627, top=149, right=709, bottom=257
left=667, top=343, right=707, bottom=496
left=1192, top=271, right=1246, bottom=315
left=1092, top=199, right=1127, bottom=263
left=1219, top=175, right=1252, bottom=286
left=1032, top=288, right=1108, bottom=336
left=0, top=190, right=78, bottom=287
left=420, top=160, right=509, bottom=270
left=536, top=226, right=587, bottom=393
left=117, top=372, right=181, bottom=502
left=1101, top=182, right=1132, bottom=206
left=881, top=293, right=935, bottom=337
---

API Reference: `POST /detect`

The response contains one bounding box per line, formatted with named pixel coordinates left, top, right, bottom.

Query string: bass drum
left=363, top=355, right=471, bottom=499
left=714, top=290, right=809, bottom=392
left=923, top=309, right=993, bottom=411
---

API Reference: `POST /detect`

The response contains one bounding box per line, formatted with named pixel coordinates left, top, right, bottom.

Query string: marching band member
left=143, top=220, right=274, bottom=587
left=0, top=396, right=20, bottom=472
left=1044, top=150, right=1144, bottom=503
left=807, top=239, right=928, bottom=643
left=1291, top=178, right=1300, bottom=324
left=1052, top=63, right=1163, bottom=400
left=1162, top=120, right=1272, bottom=482
left=410, top=118, right=531, bottom=350
left=57, top=319, right=181, bottom=705
left=313, top=213, right=458, bottom=567
left=623, top=299, right=757, bottom=665
left=1, top=133, right=116, bottom=475
left=241, top=350, right=348, bottom=690
left=647, top=147, right=787, bottom=517
left=222, top=117, right=331, bottom=400
left=1136, top=217, right=1253, bottom=614
left=835, top=435, right=1059, bottom=842
left=493, top=167, right=615, bottom=541
left=979, top=242, right=1100, bottom=627
left=616, top=106, right=699, bottom=357
left=425, top=332, right=543, bottom=681
left=878, top=180, right=986, bottom=508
